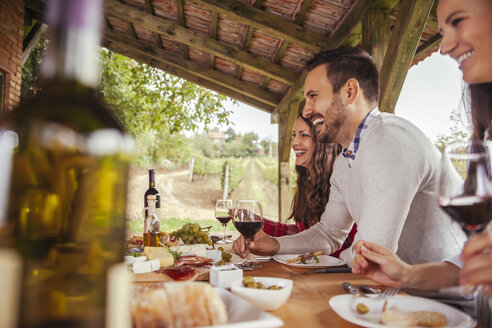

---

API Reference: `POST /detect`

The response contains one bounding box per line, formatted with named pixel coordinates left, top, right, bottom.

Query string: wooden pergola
left=24, top=0, right=441, bottom=220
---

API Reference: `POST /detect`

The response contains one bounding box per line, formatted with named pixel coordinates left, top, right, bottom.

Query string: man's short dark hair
left=305, top=47, right=379, bottom=103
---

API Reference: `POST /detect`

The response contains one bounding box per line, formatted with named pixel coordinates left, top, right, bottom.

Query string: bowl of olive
left=230, top=276, right=293, bottom=311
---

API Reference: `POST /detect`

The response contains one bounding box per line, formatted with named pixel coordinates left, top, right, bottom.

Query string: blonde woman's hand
left=352, top=240, right=411, bottom=287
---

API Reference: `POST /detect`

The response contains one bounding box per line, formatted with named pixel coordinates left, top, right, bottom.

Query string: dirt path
left=228, top=159, right=278, bottom=219
left=127, top=159, right=279, bottom=222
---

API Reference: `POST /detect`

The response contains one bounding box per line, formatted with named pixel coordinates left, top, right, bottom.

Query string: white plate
left=329, top=294, right=476, bottom=328
left=273, top=254, right=345, bottom=268
left=200, top=288, right=283, bottom=328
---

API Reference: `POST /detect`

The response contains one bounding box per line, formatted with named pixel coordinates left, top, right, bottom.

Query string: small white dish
left=230, top=277, right=293, bottom=311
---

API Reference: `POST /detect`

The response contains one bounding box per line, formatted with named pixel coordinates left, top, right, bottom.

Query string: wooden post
left=189, top=157, right=195, bottom=182
left=362, top=9, right=390, bottom=72
left=222, top=162, right=230, bottom=200
left=379, top=0, right=435, bottom=113
left=277, top=100, right=301, bottom=221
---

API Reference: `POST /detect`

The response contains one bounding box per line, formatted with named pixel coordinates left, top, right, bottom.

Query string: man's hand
left=351, top=240, right=412, bottom=287
left=232, top=230, right=280, bottom=258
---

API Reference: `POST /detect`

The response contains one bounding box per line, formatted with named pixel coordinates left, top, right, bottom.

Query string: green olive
left=356, top=303, right=369, bottom=314
left=243, top=276, right=255, bottom=285
left=255, top=282, right=264, bottom=289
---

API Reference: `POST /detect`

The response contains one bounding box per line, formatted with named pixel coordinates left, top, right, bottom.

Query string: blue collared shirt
left=342, top=107, right=380, bottom=167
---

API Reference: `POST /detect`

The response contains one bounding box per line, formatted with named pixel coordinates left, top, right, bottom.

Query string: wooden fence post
left=222, top=162, right=230, bottom=200
left=189, top=156, right=195, bottom=182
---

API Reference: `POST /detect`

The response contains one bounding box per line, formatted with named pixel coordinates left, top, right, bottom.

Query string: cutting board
left=132, top=270, right=210, bottom=283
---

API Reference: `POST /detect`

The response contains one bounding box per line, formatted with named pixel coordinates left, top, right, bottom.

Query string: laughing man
left=233, top=47, right=466, bottom=266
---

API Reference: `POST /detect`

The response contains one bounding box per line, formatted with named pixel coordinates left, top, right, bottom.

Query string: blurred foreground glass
left=215, top=199, right=233, bottom=244
left=233, top=200, right=264, bottom=270
left=0, top=0, right=133, bottom=327
left=438, top=140, right=492, bottom=297
left=438, top=140, right=492, bottom=237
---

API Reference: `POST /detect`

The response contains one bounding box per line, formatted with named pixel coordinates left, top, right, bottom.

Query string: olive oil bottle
left=2, top=0, right=133, bottom=327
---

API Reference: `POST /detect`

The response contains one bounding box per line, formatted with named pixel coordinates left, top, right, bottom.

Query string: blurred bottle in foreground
left=0, top=130, right=22, bottom=328
left=1, top=0, right=133, bottom=326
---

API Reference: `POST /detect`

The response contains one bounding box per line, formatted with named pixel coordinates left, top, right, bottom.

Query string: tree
left=434, top=111, right=471, bottom=151
left=242, top=132, right=260, bottom=156
left=21, top=28, right=46, bottom=100
left=98, top=49, right=232, bottom=136
left=225, top=127, right=236, bottom=141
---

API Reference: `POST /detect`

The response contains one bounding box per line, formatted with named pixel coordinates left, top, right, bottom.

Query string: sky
left=212, top=52, right=468, bottom=143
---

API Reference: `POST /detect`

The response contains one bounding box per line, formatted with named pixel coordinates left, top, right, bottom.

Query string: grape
left=170, top=223, right=212, bottom=245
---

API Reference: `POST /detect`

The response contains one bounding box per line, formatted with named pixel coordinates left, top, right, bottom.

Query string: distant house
left=208, top=131, right=226, bottom=144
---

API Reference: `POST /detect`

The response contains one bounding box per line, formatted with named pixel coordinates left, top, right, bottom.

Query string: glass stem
left=245, top=238, right=251, bottom=263
left=223, top=224, right=227, bottom=241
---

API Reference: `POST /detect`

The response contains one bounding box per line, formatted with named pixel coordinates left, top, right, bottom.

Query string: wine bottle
left=144, top=169, right=161, bottom=220
left=1, top=0, right=133, bottom=327
left=143, top=196, right=161, bottom=247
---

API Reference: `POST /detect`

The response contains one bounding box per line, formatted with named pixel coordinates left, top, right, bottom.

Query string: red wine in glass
left=233, top=221, right=263, bottom=240
left=215, top=200, right=233, bottom=244
left=216, top=216, right=232, bottom=225
left=440, top=196, right=492, bottom=235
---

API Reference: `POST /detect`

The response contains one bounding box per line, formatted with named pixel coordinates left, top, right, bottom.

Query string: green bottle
left=2, top=0, right=133, bottom=326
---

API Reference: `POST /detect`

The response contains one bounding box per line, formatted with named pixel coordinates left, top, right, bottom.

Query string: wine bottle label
left=0, top=248, right=21, bottom=328
left=147, top=195, right=157, bottom=201
left=106, top=263, right=131, bottom=328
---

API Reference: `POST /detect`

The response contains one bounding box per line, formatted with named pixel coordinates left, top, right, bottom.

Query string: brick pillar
left=0, top=0, right=24, bottom=115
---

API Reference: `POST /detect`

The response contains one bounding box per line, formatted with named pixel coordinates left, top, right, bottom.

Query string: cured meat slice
left=161, top=266, right=199, bottom=281
left=173, top=255, right=214, bottom=267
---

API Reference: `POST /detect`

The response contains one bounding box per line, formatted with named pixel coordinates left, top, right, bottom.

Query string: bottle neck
left=41, top=0, right=102, bottom=86
left=149, top=171, right=155, bottom=187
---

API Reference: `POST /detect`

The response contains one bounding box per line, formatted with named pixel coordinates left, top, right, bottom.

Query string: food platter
left=329, top=294, right=475, bottom=328
left=200, top=288, right=284, bottom=328
left=273, top=254, right=345, bottom=268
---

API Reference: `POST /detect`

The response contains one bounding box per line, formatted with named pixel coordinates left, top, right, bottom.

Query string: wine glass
left=215, top=199, right=233, bottom=244
left=438, top=140, right=492, bottom=237
left=437, top=140, right=492, bottom=296
left=233, top=200, right=264, bottom=270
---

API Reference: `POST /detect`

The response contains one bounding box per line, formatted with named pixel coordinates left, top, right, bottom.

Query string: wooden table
left=243, top=260, right=378, bottom=328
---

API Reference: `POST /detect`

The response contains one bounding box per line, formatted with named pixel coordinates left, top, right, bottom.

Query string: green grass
left=127, top=217, right=237, bottom=234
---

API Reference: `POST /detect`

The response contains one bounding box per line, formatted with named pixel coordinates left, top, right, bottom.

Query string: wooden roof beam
left=187, top=0, right=328, bottom=53
left=22, top=22, right=47, bottom=65
left=144, top=0, right=164, bottom=49
left=272, top=0, right=376, bottom=123
left=103, top=29, right=281, bottom=108
left=362, top=9, right=390, bottom=72
left=104, top=39, right=275, bottom=113
left=103, top=0, right=298, bottom=85
left=379, top=0, right=434, bottom=113
left=413, top=33, right=442, bottom=64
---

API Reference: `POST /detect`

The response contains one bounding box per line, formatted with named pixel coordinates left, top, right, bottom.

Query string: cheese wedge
left=171, top=244, right=207, bottom=257
left=143, top=247, right=174, bottom=268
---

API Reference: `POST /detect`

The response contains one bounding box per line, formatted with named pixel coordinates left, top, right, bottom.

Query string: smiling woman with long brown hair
left=234, top=114, right=356, bottom=257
